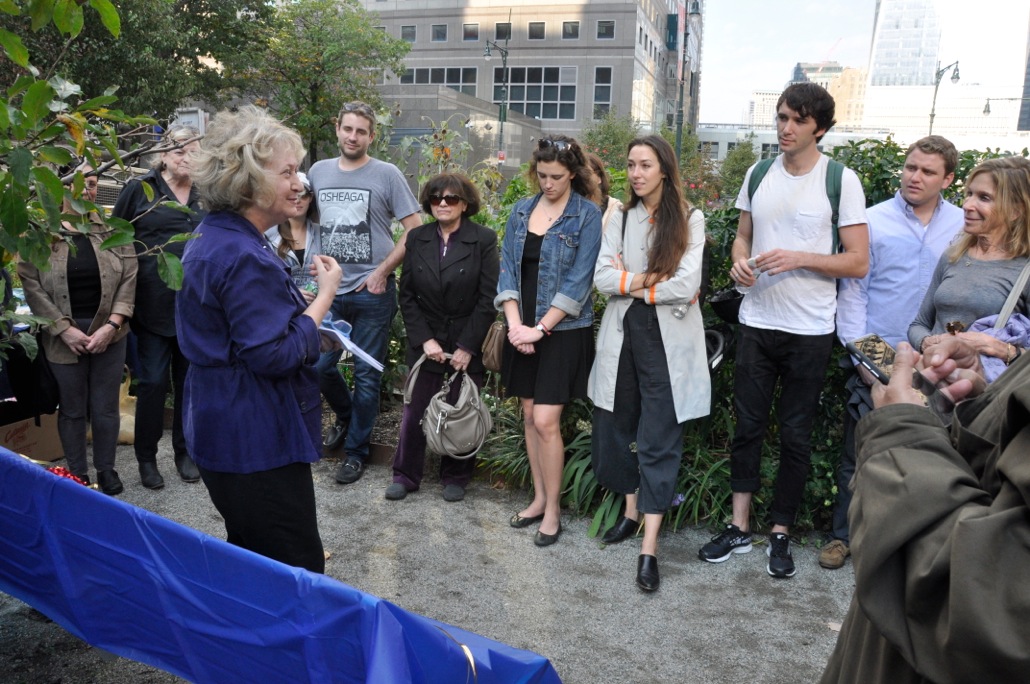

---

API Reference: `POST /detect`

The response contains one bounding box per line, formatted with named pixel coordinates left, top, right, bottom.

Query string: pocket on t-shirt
left=792, top=211, right=827, bottom=242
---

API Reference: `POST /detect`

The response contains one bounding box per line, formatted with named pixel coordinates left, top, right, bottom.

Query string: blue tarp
left=0, top=448, right=561, bottom=683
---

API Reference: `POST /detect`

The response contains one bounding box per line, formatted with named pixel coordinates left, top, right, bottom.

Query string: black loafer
left=97, top=470, right=123, bottom=496
left=637, top=554, right=660, bottom=592
left=534, top=523, right=562, bottom=547
left=174, top=454, right=200, bottom=483
left=509, top=512, right=545, bottom=528
left=335, top=456, right=365, bottom=484
left=139, top=462, right=165, bottom=490
left=602, top=516, right=640, bottom=544
left=323, top=420, right=348, bottom=450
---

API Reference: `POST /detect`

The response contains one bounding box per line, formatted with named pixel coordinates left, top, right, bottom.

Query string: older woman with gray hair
left=176, top=106, right=342, bottom=572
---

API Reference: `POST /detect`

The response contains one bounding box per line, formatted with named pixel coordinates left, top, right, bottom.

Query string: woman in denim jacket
left=496, top=136, right=602, bottom=547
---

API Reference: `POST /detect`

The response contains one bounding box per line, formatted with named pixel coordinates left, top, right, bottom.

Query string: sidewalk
left=0, top=437, right=856, bottom=683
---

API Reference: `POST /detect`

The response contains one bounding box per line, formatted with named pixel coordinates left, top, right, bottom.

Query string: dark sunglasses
left=429, top=194, right=463, bottom=207
left=538, top=138, right=573, bottom=152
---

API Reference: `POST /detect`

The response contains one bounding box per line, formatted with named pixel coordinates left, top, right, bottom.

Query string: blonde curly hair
left=191, top=106, right=305, bottom=213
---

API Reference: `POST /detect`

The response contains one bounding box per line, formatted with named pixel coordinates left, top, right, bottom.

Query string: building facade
left=359, top=0, right=703, bottom=167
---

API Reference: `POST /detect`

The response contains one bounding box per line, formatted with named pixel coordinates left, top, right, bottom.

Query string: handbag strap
left=995, top=260, right=1030, bottom=329
left=403, top=352, right=454, bottom=404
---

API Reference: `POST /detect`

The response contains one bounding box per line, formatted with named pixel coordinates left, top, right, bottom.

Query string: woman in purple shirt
left=177, top=107, right=342, bottom=572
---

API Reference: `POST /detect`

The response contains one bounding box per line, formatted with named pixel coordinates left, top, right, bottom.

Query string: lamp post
left=674, top=1, right=702, bottom=161
left=928, top=60, right=960, bottom=134
left=983, top=97, right=1030, bottom=115
left=484, top=39, right=510, bottom=158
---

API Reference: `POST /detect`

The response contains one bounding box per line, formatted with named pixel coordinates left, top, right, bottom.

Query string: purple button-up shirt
left=176, top=211, right=322, bottom=474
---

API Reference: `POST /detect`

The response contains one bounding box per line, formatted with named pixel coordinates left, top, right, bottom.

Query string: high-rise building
left=868, top=0, right=942, bottom=86
left=357, top=0, right=704, bottom=166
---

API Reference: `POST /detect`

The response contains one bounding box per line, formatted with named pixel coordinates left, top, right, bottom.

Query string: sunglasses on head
left=538, top=138, right=573, bottom=152
left=341, top=102, right=375, bottom=118
left=429, top=194, right=463, bottom=207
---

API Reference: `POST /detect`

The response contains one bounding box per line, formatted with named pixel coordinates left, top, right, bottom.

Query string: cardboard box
left=0, top=413, right=64, bottom=462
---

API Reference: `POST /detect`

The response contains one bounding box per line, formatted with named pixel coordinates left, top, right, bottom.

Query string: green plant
left=581, top=109, right=640, bottom=168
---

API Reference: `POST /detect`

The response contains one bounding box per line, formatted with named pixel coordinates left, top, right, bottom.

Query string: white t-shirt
left=735, top=154, right=867, bottom=335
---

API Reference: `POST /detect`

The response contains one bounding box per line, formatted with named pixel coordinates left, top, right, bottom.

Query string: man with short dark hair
left=308, top=101, right=422, bottom=485
left=698, top=82, right=869, bottom=578
left=820, top=135, right=964, bottom=570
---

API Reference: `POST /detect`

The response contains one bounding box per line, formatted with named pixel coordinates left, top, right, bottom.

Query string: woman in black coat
left=385, top=173, right=499, bottom=502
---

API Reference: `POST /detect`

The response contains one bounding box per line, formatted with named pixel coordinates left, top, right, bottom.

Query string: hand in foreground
left=754, top=249, right=804, bottom=277
left=730, top=256, right=757, bottom=287
left=359, top=269, right=388, bottom=295
left=450, top=348, right=472, bottom=372
left=508, top=323, right=544, bottom=346
left=920, top=337, right=987, bottom=402
left=59, top=326, right=90, bottom=357
left=871, top=343, right=926, bottom=409
left=312, top=255, right=342, bottom=294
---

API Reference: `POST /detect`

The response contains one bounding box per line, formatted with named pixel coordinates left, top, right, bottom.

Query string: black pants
left=133, top=327, right=188, bottom=463
left=591, top=302, right=684, bottom=514
left=199, top=462, right=325, bottom=573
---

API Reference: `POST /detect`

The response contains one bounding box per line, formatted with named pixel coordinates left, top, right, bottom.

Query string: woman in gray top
left=909, top=157, right=1030, bottom=369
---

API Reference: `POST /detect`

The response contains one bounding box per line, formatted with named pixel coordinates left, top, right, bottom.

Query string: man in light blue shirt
left=822, top=135, right=964, bottom=570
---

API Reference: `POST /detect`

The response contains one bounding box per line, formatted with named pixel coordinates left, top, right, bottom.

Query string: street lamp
left=674, top=1, right=702, bottom=161
left=484, top=38, right=510, bottom=158
left=983, top=97, right=1030, bottom=115
left=928, top=60, right=960, bottom=134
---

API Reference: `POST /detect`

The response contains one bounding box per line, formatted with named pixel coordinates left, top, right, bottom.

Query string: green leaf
left=156, top=252, right=183, bottom=291
left=141, top=182, right=154, bottom=202
left=37, top=145, right=74, bottom=166
left=20, top=80, right=55, bottom=127
left=165, top=232, right=196, bottom=243
left=0, top=28, right=28, bottom=67
left=52, top=0, right=84, bottom=37
left=31, top=166, right=65, bottom=229
left=87, top=0, right=120, bottom=37
left=9, top=146, right=32, bottom=191
left=74, top=94, right=118, bottom=112
left=105, top=216, right=134, bottom=233
left=48, top=75, right=81, bottom=101
left=0, top=184, right=29, bottom=244
left=100, top=231, right=135, bottom=250
left=29, top=0, right=55, bottom=32
left=15, top=331, right=39, bottom=361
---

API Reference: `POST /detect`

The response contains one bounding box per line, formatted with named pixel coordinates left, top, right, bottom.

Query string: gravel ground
left=1, top=407, right=856, bottom=684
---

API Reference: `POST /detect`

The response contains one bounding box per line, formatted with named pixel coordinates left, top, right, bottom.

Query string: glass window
left=401, top=25, right=416, bottom=42
left=495, top=22, right=511, bottom=41
left=528, top=22, right=545, bottom=40
left=563, top=21, right=579, bottom=40
left=594, top=85, right=611, bottom=101
left=495, top=64, right=576, bottom=121
left=595, top=67, right=612, bottom=84
left=593, top=103, right=611, bottom=118
left=593, top=67, right=612, bottom=120
left=400, top=69, right=414, bottom=84
left=597, top=20, right=615, bottom=40
left=431, top=24, right=447, bottom=42
left=461, top=68, right=477, bottom=84
left=463, top=23, right=478, bottom=41
left=430, top=68, right=445, bottom=83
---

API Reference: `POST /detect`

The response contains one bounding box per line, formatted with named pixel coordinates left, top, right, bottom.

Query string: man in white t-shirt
left=698, top=82, right=869, bottom=578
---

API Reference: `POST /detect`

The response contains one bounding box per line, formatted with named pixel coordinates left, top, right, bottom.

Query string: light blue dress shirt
left=836, top=191, right=964, bottom=349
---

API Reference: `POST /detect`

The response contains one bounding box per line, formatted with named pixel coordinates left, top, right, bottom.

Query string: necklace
left=642, top=203, right=658, bottom=224
left=539, top=199, right=567, bottom=223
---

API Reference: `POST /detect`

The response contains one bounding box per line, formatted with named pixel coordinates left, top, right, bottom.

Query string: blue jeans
left=316, top=279, right=397, bottom=462
left=729, top=325, right=835, bottom=527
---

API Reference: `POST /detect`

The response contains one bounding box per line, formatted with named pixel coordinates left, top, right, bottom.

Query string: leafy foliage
left=223, top=0, right=409, bottom=163
left=580, top=109, right=640, bottom=168
left=719, top=133, right=758, bottom=201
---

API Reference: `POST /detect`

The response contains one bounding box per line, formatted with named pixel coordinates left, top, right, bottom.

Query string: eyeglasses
left=429, top=194, right=463, bottom=206
left=538, top=138, right=573, bottom=152
left=298, top=190, right=313, bottom=199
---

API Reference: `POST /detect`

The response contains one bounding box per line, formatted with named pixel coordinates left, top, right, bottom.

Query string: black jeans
left=729, top=325, right=835, bottom=527
left=133, top=327, right=188, bottom=463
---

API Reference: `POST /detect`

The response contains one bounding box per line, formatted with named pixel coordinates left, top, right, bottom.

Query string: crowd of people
left=14, top=82, right=1030, bottom=677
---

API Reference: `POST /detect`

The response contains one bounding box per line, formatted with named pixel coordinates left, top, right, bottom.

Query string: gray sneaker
left=385, top=483, right=408, bottom=500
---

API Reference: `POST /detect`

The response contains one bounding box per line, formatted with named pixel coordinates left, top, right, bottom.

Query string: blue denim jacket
left=495, top=191, right=602, bottom=331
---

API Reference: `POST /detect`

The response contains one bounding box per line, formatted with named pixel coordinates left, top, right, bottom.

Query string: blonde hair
left=191, top=106, right=305, bottom=213
left=948, top=156, right=1030, bottom=262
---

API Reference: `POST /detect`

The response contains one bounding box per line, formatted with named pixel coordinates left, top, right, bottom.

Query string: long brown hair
left=623, top=135, right=691, bottom=285
left=527, top=135, right=597, bottom=200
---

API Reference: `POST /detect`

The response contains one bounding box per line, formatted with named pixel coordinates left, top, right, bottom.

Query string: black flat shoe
left=174, top=454, right=200, bottom=483
left=534, top=523, right=562, bottom=547
left=97, top=470, right=123, bottom=496
left=602, top=516, right=640, bottom=544
left=637, top=554, right=660, bottom=592
left=138, top=462, right=164, bottom=490
left=509, top=512, right=545, bottom=528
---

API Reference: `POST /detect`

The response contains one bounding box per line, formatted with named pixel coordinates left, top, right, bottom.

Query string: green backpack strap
left=746, top=158, right=775, bottom=206
left=748, top=156, right=845, bottom=254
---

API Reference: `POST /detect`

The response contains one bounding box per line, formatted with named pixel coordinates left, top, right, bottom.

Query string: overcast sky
left=697, top=0, right=1026, bottom=125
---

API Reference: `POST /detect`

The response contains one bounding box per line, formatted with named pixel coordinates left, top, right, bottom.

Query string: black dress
left=502, top=232, right=594, bottom=405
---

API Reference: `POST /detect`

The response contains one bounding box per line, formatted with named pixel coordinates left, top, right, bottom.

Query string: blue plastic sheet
left=0, top=448, right=561, bottom=683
